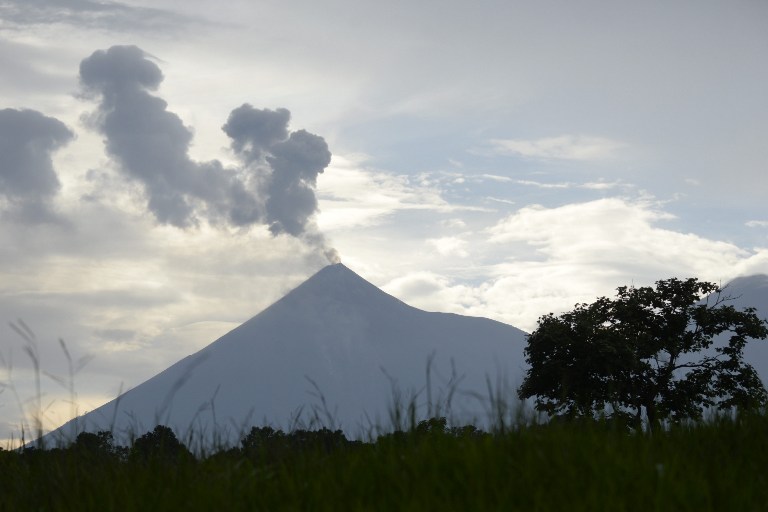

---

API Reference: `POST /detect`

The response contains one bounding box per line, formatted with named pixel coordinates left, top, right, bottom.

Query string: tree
left=130, top=425, right=192, bottom=463
left=70, top=431, right=126, bottom=461
left=518, top=278, right=768, bottom=430
left=240, top=426, right=286, bottom=461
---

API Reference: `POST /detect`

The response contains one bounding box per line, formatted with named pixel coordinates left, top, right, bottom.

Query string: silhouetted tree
left=130, top=425, right=192, bottom=464
left=239, top=426, right=351, bottom=464
left=285, top=428, right=349, bottom=452
left=70, top=431, right=126, bottom=461
left=239, top=426, right=286, bottom=462
left=377, top=418, right=485, bottom=445
left=518, top=278, right=768, bottom=430
left=448, top=424, right=486, bottom=439
left=416, top=417, right=447, bottom=436
left=240, top=426, right=284, bottom=451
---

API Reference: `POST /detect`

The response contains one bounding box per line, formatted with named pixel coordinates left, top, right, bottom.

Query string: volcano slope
left=44, top=264, right=528, bottom=448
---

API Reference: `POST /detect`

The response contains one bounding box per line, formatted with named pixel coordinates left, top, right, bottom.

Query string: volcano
left=727, top=274, right=768, bottom=381
left=45, top=264, right=528, bottom=447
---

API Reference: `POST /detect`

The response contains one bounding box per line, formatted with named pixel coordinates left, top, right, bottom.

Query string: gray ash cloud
left=0, top=107, right=74, bottom=222
left=79, top=45, right=336, bottom=258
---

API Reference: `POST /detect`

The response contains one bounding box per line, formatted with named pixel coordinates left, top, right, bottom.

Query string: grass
left=2, top=325, right=766, bottom=510
left=1, top=412, right=767, bottom=511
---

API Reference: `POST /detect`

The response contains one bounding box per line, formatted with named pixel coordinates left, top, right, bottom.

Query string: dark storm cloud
left=79, top=46, right=334, bottom=246
left=0, top=108, right=73, bottom=220
left=0, top=0, right=199, bottom=31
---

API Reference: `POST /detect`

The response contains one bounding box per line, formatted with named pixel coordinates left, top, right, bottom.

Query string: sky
left=0, top=0, right=767, bottom=440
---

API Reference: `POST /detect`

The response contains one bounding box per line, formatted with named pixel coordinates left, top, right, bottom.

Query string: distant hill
left=722, top=274, right=768, bottom=383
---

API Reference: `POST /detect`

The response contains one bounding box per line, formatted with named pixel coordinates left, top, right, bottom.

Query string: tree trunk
left=633, top=406, right=642, bottom=430
left=645, top=402, right=657, bottom=434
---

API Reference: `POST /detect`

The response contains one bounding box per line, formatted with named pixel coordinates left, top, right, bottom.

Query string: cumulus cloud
left=366, top=198, right=768, bottom=332
left=487, top=198, right=748, bottom=276
left=382, top=271, right=481, bottom=314
left=79, top=45, right=334, bottom=254
left=478, top=197, right=763, bottom=328
left=426, top=236, right=469, bottom=258
left=0, top=108, right=73, bottom=221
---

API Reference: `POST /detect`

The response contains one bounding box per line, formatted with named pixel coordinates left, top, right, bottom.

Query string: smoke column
left=80, top=45, right=338, bottom=261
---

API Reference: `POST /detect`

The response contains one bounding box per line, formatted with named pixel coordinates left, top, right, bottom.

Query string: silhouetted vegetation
left=70, top=430, right=127, bottom=462
left=130, top=425, right=193, bottom=465
left=3, top=276, right=767, bottom=509
left=2, top=413, right=768, bottom=510
left=519, top=278, right=768, bottom=430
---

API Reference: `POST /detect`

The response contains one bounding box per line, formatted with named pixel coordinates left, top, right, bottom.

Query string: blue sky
left=0, top=0, right=767, bottom=439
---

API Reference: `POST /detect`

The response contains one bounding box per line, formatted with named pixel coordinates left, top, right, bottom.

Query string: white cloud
left=367, top=198, right=768, bottom=333
left=487, top=198, right=749, bottom=277
left=479, top=174, right=514, bottom=183
left=581, top=181, right=623, bottom=190
left=481, top=198, right=768, bottom=324
left=487, top=135, right=626, bottom=161
left=515, top=179, right=571, bottom=189
left=316, top=154, right=475, bottom=230
left=441, top=218, right=467, bottom=229
left=487, top=197, right=516, bottom=206
left=747, top=220, right=768, bottom=228
left=426, top=236, right=469, bottom=258
left=382, top=272, right=481, bottom=315
left=511, top=179, right=625, bottom=190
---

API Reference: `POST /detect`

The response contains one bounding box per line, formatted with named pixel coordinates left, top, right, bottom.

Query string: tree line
left=1, top=417, right=490, bottom=466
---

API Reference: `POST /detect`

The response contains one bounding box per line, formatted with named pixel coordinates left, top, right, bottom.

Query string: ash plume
left=222, top=104, right=331, bottom=238
left=0, top=108, right=74, bottom=222
left=79, top=45, right=337, bottom=260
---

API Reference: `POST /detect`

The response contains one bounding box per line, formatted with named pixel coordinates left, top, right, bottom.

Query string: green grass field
left=1, top=412, right=766, bottom=511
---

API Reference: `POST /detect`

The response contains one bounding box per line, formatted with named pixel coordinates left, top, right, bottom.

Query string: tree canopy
left=130, top=425, right=192, bottom=463
left=518, top=278, right=768, bottom=429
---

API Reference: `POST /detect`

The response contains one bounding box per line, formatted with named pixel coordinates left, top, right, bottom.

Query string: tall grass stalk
left=2, top=321, right=93, bottom=450
left=8, top=320, right=43, bottom=448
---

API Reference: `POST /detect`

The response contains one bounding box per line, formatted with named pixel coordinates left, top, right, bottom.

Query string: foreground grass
left=1, top=414, right=766, bottom=511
